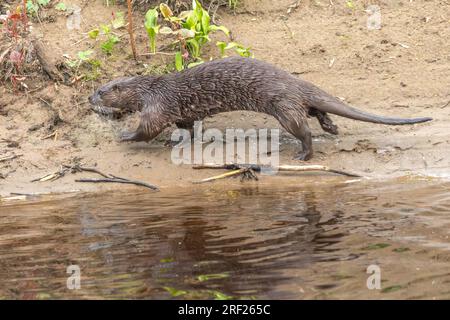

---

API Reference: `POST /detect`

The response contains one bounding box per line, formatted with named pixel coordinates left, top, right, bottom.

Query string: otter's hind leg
left=308, top=108, right=339, bottom=135
left=279, top=116, right=314, bottom=161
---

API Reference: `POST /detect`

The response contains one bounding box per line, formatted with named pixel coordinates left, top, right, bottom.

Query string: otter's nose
left=88, top=95, right=94, bottom=104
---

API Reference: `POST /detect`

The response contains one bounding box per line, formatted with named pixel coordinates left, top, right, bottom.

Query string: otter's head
left=89, top=77, right=143, bottom=116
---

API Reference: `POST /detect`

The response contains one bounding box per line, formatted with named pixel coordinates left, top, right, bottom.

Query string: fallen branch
left=193, top=168, right=258, bottom=184
left=0, top=154, right=22, bottom=162
left=31, top=163, right=159, bottom=191
left=440, top=100, right=450, bottom=109
left=75, top=178, right=159, bottom=191
left=193, top=163, right=361, bottom=178
left=41, top=130, right=58, bottom=140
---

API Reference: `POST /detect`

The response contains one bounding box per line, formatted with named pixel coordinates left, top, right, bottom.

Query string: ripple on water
left=0, top=180, right=450, bottom=299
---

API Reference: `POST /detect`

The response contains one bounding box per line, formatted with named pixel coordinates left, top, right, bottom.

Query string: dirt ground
left=1, top=0, right=449, bottom=196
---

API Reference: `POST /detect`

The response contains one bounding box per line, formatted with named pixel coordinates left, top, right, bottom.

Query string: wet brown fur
left=89, top=57, right=431, bottom=160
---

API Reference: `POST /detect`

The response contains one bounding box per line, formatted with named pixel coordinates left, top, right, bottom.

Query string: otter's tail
left=309, top=92, right=432, bottom=125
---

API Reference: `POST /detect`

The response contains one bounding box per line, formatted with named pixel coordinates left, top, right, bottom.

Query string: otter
left=88, top=57, right=432, bottom=160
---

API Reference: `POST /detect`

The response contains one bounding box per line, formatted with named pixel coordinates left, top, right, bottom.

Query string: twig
left=0, top=47, right=11, bottom=64
left=126, top=0, right=138, bottom=60
left=193, top=163, right=361, bottom=177
left=32, top=163, right=159, bottom=191
left=41, top=130, right=58, bottom=140
left=0, top=154, right=22, bottom=162
left=193, top=168, right=248, bottom=184
left=440, top=101, right=450, bottom=109
left=75, top=178, right=159, bottom=191
left=64, top=165, right=111, bottom=178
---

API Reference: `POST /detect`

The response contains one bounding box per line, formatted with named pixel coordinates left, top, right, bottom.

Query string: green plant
left=153, top=0, right=231, bottom=69
left=26, top=0, right=50, bottom=16
left=101, top=34, right=120, bottom=55
left=216, top=41, right=252, bottom=58
left=228, top=0, right=238, bottom=10
left=182, top=0, right=229, bottom=59
left=65, top=50, right=102, bottom=80
left=144, top=8, right=159, bottom=54
left=88, top=22, right=122, bottom=56
left=54, top=2, right=67, bottom=11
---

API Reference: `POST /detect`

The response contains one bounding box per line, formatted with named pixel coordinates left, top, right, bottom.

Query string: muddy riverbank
left=1, top=0, right=449, bottom=196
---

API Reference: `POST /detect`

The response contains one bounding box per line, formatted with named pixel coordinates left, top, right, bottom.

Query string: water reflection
left=0, top=180, right=449, bottom=299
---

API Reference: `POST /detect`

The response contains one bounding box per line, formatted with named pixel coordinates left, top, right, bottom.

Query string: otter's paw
left=119, top=131, right=136, bottom=142
left=323, top=123, right=339, bottom=135
left=293, top=151, right=313, bottom=161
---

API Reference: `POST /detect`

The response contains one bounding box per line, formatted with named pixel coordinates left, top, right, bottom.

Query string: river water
left=1, top=177, right=449, bottom=299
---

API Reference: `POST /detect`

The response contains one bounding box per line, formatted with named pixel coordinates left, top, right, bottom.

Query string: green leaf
left=145, top=8, right=159, bottom=29
left=101, top=35, right=120, bottom=55
left=346, top=0, right=355, bottom=9
left=187, top=60, right=204, bottom=68
left=66, top=59, right=78, bottom=69
left=216, top=41, right=227, bottom=57
left=88, top=29, right=100, bottom=39
left=160, top=257, right=174, bottom=263
left=235, top=46, right=252, bottom=58
left=88, top=59, right=101, bottom=68
left=77, top=50, right=93, bottom=61
left=184, top=10, right=198, bottom=29
left=178, top=10, right=192, bottom=21
left=217, top=41, right=252, bottom=58
left=144, top=8, right=160, bottom=53
left=37, top=0, right=50, bottom=6
left=164, top=287, right=187, bottom=297
left=55, top=2, right=67, bottom=11
left=100, top=24, right=111, bottom=35
left=201, top=9, right=211, bottom=35
left=27, top=1, right=39, bottom=14
left=112, top=11, right=126, bottom=29
left=186, top=38, right=200, bottom=58
left=209, top=25, right=230, bottom=37
left=175, top=51, right=184, bottom=71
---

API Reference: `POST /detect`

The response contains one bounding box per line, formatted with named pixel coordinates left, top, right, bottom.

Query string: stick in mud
left=31, top=164, right=160, bottom=191
left=193, top=168, right=259, bottom=184
left=193, top=163, right=361, bottom=178
left=75, top=178, right=159, bottom=191
left=0, top=154, right=22, bottom=162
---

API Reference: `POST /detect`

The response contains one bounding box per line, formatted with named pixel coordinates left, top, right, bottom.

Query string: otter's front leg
left=120, top=107, right=168, bottom=142
left=119, top=129, right=150, bottom=142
